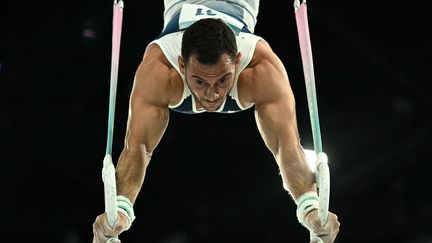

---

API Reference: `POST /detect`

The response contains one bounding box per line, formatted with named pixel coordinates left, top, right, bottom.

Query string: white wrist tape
left=296, top=191, right=319, bottom=225
left=117, top=195, right=136, bottom=230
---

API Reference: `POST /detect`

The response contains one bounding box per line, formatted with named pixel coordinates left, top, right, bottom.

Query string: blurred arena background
left=1, top=0, right=430, bottom=242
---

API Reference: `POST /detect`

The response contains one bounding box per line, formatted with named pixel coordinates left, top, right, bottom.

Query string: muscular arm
left=92, top=45, right=178, bottom=242
left=115, top=44, right=176, bottom=204
left=250, top=41, right=316, bottom=200
left=244, top=41, right=340, bottom=243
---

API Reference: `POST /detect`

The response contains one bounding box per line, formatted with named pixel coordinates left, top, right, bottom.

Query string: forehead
left=186, top=53, right=235, bottom=75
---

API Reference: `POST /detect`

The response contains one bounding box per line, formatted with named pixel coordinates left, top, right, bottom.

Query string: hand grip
left=315, top=152, right=329, bottom=226
left=102, top=154, right=118, bottom=228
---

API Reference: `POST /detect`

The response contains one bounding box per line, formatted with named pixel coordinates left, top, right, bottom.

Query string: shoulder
left=238, top=40, right=291, bottom=105
left=132, top=44, right=183, bottom=107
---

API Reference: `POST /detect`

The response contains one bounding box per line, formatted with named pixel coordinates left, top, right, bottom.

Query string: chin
left=204, top=107, right=219, bottom=112
left=204, top=103, right=222, bottom=111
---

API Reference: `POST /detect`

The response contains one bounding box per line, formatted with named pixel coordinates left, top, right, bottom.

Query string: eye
left=195, top=79, right=205, bottom=86
left=218, top=77, right=229, bottom=86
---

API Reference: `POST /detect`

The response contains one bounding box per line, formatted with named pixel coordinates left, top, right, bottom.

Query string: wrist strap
left=296, top=191, right=319, bottom=225
left=117, top=195, right=136, bottom=230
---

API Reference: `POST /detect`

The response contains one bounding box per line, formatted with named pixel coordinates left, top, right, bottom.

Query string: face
left=179, top=53, right=241, bottom=111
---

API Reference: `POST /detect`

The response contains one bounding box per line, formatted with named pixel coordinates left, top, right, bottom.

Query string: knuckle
left=95, top=214, right=103, bottom=221
left=311, top=218, right=321, bottom=227
left=92, top=221, right=101, bottom=232
left=114, top=224, right=124, bottom=234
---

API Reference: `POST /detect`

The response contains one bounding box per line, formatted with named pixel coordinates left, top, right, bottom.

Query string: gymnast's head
left=181, top=18, right=238, bottom=65
left=178, top=18, right=242, bottom=111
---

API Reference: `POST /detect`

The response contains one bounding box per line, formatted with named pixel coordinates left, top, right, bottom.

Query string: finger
left=310, top=239, right=323, bottom=243
left=304, top=210, right=324, bottom=234
left=308, top=212, right=340, bottom=243
left=101, top=221, right=117, bottom=237
left=112, top=213, right=129, bottom=234
left=106, top=237, right=121, bottom=243
left=329, top=216, right=340, bottom=242
left=94, top=215, right=119, bottom=241
left=310, top=234, right=324, bottom=243
left=310, top=237, right=323, bottom=243
left=313, top=213, right=338, bottom=236
left=311, top=226, right=337, bottom=243
left=93, top=220, right=109, bottom=243
left=309, top=225, right=332, bottom=243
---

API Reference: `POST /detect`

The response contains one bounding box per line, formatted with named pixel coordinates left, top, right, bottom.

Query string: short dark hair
left=181, top=18, right=238, bottom=65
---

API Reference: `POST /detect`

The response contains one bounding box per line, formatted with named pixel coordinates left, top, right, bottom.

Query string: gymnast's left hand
left=92, top=212, right=129, bottom=243
left=303, top=210, right=340, bottom=243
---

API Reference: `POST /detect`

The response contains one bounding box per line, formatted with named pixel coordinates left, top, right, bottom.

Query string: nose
left=205, top=86, right=220, bottom=101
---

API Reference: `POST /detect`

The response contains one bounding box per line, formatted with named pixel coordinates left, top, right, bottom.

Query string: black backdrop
left=1, top=0, right=431, bottom=242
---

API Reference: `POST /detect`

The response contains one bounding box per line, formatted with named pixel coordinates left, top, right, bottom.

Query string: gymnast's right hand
left=304, top=210, right=340, bottom=243
left=92, top=212, right=129, bottom=243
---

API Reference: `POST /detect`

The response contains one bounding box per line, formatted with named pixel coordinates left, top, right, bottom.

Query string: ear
left=178, top=56, right=185, bottom=75
left=235, top=52, right=242, bottom=69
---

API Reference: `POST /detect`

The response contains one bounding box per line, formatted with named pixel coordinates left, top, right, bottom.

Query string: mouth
left=204, top=100, right=221, bottom=110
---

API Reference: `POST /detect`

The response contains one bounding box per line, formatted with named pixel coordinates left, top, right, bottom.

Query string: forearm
left=276, top=143, right=316, bottom=200
left=255, top=105, right=316, bottom=200
left=115, top=146, right=152, bottom=204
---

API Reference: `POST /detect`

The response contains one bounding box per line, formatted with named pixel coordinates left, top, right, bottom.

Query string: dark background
left=1, top=0, right=431, bottom=242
